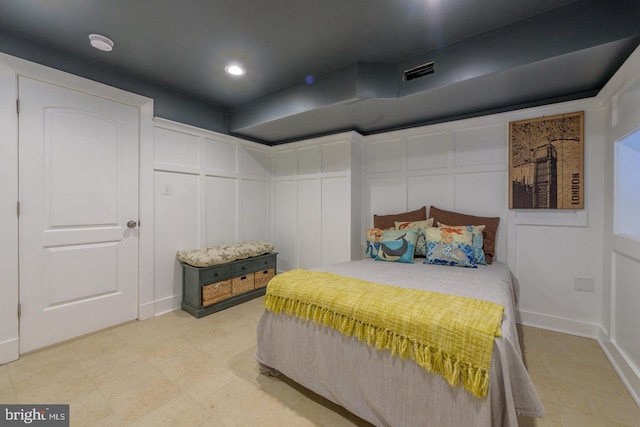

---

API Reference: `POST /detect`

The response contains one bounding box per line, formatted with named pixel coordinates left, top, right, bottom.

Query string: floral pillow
left=428, top=206, right=499, bottom=264
left=177, top=240, right=274, bottom=267
left=423, top=226, right=476, bottom=268
left=365, top=227, right=385, bottom=259
left=375, top=228, right=420, bottom=263
left=395, top=218, right=434, bottom=257
left=437, top=223, right=487, bottom=265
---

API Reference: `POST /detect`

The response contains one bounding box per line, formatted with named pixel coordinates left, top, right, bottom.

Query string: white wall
left=152, top=119, right=270, bottom=315
left=599, top=46, right=640, bottom=406
left=362, top=99, right=605, bottom=336
left=271, top=132, right=362, bottom=271
left=270, top=102, right=608, bottom=342
left=0, top=56, right=20, bottom=364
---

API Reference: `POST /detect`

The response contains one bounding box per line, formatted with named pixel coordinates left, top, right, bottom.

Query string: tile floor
left=1, top=296, right=639, bottom=426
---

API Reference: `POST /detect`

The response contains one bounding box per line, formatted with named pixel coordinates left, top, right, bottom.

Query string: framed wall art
left=509, top=111, right=584, bottom=209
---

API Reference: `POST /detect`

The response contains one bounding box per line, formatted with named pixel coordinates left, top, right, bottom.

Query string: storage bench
left=181, top=252, right=277, bottom=318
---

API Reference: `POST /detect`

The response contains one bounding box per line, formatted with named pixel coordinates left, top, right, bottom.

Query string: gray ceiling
left=1, top=0, right=639, bottom=144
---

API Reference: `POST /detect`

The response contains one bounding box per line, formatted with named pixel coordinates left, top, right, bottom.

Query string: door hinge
left=17, top=303, right=21, bottom=319
left=16, top=98, right=19, bottom=115
left=17, top=201, right=20, bottom=218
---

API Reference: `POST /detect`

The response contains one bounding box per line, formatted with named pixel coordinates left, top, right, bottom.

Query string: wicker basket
left=254, top=268, right=275, bottom=288
left=202, top=280, right=231, bottom=307
left=231, top=273, right=255, bottom=295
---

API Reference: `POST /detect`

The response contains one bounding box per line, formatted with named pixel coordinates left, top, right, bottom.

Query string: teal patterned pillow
left=365, top=241, right=380, bottom=259
left=375, top=229, right=419, bottom=263
left=438, top=223, right=487, bottom=265
left=423, top=227, right=477, bottom=268
left=394, top=219, right=434, bottom=257
left=471, top=229, right=487, bottom=265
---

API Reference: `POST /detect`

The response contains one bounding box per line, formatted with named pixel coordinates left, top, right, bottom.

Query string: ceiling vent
left=403, top=62, right=434, bottom=81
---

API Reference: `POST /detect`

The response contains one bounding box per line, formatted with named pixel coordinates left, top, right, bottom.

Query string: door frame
left=0, top=52, right=154, bottom=364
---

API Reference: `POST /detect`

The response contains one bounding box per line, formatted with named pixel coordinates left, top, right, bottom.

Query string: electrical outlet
left=161, top=184, right=172, bottom=195
left=574, top=277, right=595, bottom=292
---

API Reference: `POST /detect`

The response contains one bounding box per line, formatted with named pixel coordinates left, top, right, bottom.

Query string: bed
left=256, top=259, right=544, bottom=427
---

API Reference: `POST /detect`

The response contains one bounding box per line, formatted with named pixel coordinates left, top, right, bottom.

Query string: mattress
left=256, top=259, right=544, bottom=427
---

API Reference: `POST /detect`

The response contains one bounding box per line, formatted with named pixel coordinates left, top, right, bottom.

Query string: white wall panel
left=322, top=176, right=350, bottom=265
left=204, top=137, right=237, bottom=174
left=297, top=179, right=321, bottom=269
left=153, top=122, right=270, bottom=314
left=616, top=74, right=640, bottom=124
left=454, top=171, right=507, bottom=261
left=407, top=174, right=451, bottom=213
left=273, top=180, right=297, bottom=271
left=516, top=225, right=599, bottom=322
left=240, top=146, right=270, bottom=178
left=603, top=49, right=640, bottom=406
left=322, top=141, right=349, bottom=173
left=407, top=132, right=449, bottom=171
left=271, top=133, right=360, bottom=271
left=274, top=149, right=297, bottom=177
left=205, top=176, right=237, bottom=245
left=367, top=177, right=405, bottom=227
left=298, top=146, right=320, bottom=175
left=362, top=98, right=606, bottom=339
left=154, top=171, right=199, bottom=302
left=454, top=124, right=506, bottom=167
left=366, top=139, right=404, bottom=173
left=154, top=127, right=199, bottom=167
left=240, top=179, right=269, bottom=242
left=613, top=252, right=640, bottom=371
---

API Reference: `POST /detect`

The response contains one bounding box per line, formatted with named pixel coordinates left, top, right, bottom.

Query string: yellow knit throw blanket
left=264, top=269, right=504, bottom=398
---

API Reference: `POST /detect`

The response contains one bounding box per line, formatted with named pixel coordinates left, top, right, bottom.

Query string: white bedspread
left=256, top=260, right=544, bottom=427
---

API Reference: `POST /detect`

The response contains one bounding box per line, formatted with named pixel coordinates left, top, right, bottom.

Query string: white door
left=18, top=77, right=139, bottom=353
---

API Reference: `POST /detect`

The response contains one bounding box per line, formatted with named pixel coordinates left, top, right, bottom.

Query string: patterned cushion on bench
left=177, top=241, right=274, bottom=267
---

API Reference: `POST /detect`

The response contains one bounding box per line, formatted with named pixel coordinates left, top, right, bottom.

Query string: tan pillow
left=373, top=206, right=426, bottom=230
left=394, top=218, right=434, bottom=230
left=428, top=206, right=500, bottom=264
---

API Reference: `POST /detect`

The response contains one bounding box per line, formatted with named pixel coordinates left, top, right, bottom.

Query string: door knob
left=127, top=220, right=137, bottom=229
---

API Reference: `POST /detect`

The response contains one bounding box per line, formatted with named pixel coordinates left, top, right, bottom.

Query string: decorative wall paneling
left=362, top=98, right=605, bottom=340
left=599, top=48, right=640, bottom=406
left=153, top=119, right=270, bottom=315
left=271, top=132, right=362, bottom=271
left=363, top=124, right=509, bottom=261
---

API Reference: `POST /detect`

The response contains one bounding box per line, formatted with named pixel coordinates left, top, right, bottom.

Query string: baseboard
left=138, top=300, right=155, bottom=321
left=154, top=294, right=182, bottom=316
left=517, top=309, right=600, bottom=339
left=0, top=337, right=19, bottom=365
left=598, top=333, right=640, bottom=409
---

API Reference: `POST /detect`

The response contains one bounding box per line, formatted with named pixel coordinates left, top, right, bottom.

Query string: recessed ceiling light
left=88, top=34, right=114, bottom=52
left=225, top=64, right=245, bottom=76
